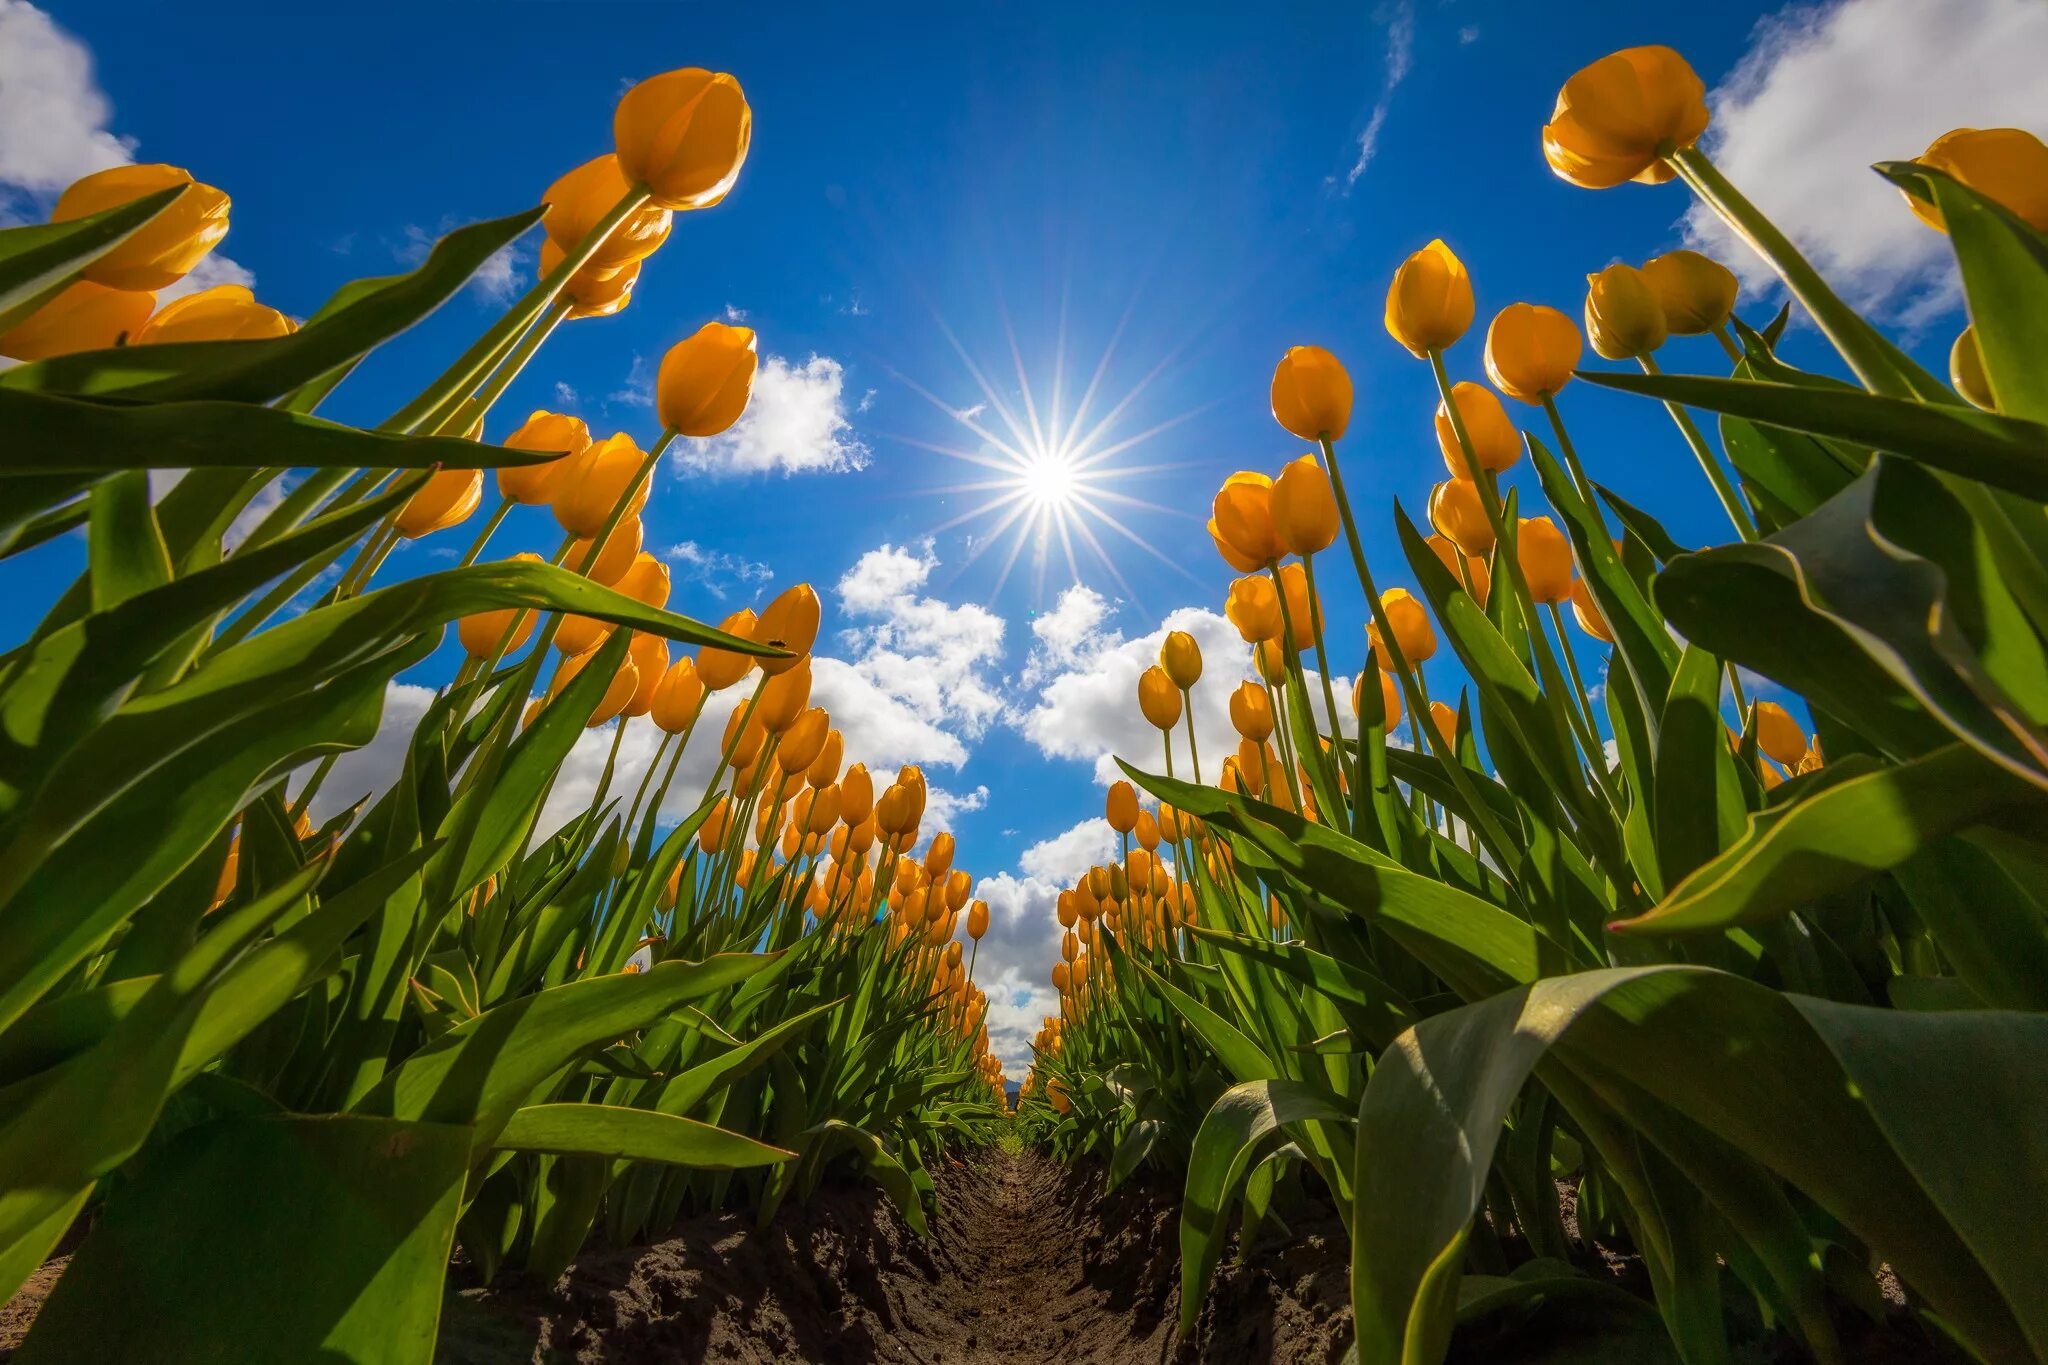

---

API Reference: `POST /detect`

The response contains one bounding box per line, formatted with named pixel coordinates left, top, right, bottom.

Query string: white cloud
left=664, top=540, right=773, bottom=602
left=0, top=1, right=250, bottom=284
left=676, top=354, right=871, bottom=477
left=159, top=249, right=256, bottom=304
left=1457, top=24, right=1480, bottom=44
left=1342, top=0, right=1416, bottom=190
left=553, top=381, right=579, bottom=407
left=722, top=303, right=749, bottom=322
left=924, top=783, right=989, bottom=833
left=400, top=222, right=529, bottom=304
left=1681, top=0, right=2048, bottom=324
left=1018, top=816, right=1119, bottom=884
left=607, top=354, right=653, bottom=409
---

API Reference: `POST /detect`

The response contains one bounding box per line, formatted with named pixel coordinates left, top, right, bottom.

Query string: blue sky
left=3, top=0, right=2039, bottom=1064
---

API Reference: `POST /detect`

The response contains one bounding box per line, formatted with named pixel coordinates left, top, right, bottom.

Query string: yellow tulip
left=1752, top=701, right=1809, bottom=769
left=698, top=795, right=732, bottom=852
left=1229, top=681, right=1274, bottom=742
left=968, top=900, right=991, bottom=941
left=1352, top=668, right=1402, bottom=729
left=1277, top=561, right=1320, bottom=651
left=613, top=551, right=672, bottom=610
left=1428, top=478, right=1494, bottom=557
left=552, top=432, right=650, bottom=538
left=1271, top=453, right=1340, bottom=556
left=777, top=707, right=832, bottom=773
left=1541, top=46, right=1708, bottom=189
left=1159, top=630, right=1203, bottom=690
left=1639, top=250, right=1737, bottom=335
left=1105, top=780, right=1139, bottom=834
left=840, top=763, right=875, bottom=826
left=1385, top=239, right=1474, bottom=358
left=395, top=468, right=483, bottom=538
left=657, top=321, right=758, bottom=437
left=1569, top=578, right=1613, bottom=643
left=1585, top=263, right=1668, bottom=360
left=1424, top=534, right=1489, bottom=605
left=1253, top=639, right=1286, bottom=687
left=1138, top=665, right=1183, bottom=731
left=52, top=164, right=230, bottom=290
left=1134, top=809, right=1161, bottom=852
left=650, top=658, right=705, bottom=733
left=1951, top=326, right=1994, bottom=411
left=567, top=516, right=643, bottom=586
left=624, top=633, right=670, bottom=717
left=134, top=284, right=294, bottom=345
left=457, top=553, right=545, bottom=658
left=757, top=656, right=813, bottom=732
left=498, top=410, right=591, bottom=506
left=538, top=239, right=641, bottom=320
left=1485, top=303, right=1582, bottom=404
left=552, top=647, right=639, bottom=727
left=1434, top=380, right=1521, bottom=478
left=1517, top=516, right=1574, bottom=604
left=1377, top=588, right=1437, bottom=665
left=1907, top=127, right=2048, bottom=233
left=1429, top=700, right=1459, bottom=748
left=1210, top=472, right=1282, bottom=569
left=1269, top=344, right=1353, bottom=441
left=807, top=729, right=844, bottom=787
left=752, top=583, right=819, bottom=675
left=1225, top=574, right=1283, bottom=643
left=614, top=68, right=753, bottom=211
left=697, top=608, right=759, bottom=690
left=0, top=280, right=154, bottom=360
left=541, top=154, right=673, bottom=271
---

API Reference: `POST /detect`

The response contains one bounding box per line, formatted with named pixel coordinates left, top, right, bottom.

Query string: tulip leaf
left=0, top=186, right=187, bottom=333
left=494, top=1103, right=795, bottom=1169
left=1595, top=483, right=1689, bottom=565
left=1187, top=926, right=1415, bottom=1051
left=0, top=208, right=543, bottom=403
left=15, top=1114, right=469, bottom=1365
left=1578, top=368, right=2048, bottom=501
left=1651, top=644, right=1744, bottom=890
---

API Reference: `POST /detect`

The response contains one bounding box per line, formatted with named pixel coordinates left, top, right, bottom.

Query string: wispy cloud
left=1342, top=0, right=1417, bottom=191
left=606, top=354, right=654, bottom=409
left=663, top=540, right=774, bottom=601
left=398, top=220, right=530, bottom=303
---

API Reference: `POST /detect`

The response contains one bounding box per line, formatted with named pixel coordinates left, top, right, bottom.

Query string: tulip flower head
left=1225, top=574, right=1283, bottom=643
left=1138, top=665, right=1183, bottom=731
left=542, top=154, right=673, bottom=272
left=1228, top=681, right=1274, bottom=742
left=1105, top=780, right=1139, bottom=834
left=1269, top=344, right=1353, bottom=441
left=52, top=164, right=230, bottom=290
left=1569, top=577, right=1614, bottom=643
left=553, top=432, right=651, bottom=538
left=614, top=552, right=673, bottom=610
left=396, top=468, right=483, bottom=538
left=1584, top=263, right=1668, bottom=360
left=752, top=583, right=820, bottom=675
left=1424, top=534, right=1489, bottom=605
left=0, top=280, right=155, bottom=360
left=697, top=608, right=761, bottom=690
left=625, top=634, right=670, bottom=717
left=1352, top=668, right=1402, bottom=729
left=1210, top=472, right=1282, bottom=570
left=650, top=658, right=705, bottom=733
left=1277, top=561, right=1321, bottom=651
left=1516, top=516, right=1574, bottom=604
left=538, top=240, right=642, bottom=320
left=1434, top=381, right=1521, bottom=478
left=657, top=321, right=758, bottom=437
left=1428, top=478, right=1495, bottom=557
left=757, top=656, right=813, bottom=732
left=1385, top=239, right=1474, bottom=358
left=1376, top=588, right=1437, bottom=665
left=1541, top=46, right=1708, bottom=189
left=1752, top=701, right=1809, bottom=769
left=1429, top=700, right=1459, bottom=749
left=499, top=410, right=592, bottom=505
left=1271, top=453, right=1341, bottom=556
left=614, top=68, right=753, bottom=211
left=457, top=553, right=546, bottom=658
left=1639, top=250, right=1737, bottom=336
left=552, top=647, right=640, bottom=728
left=568, top=516, right=643, bottom=586
left=1907, top=127, right=2048, bottom=233
left=1485, top=304, right=1582, bottom=404
left=1159, top=630, right=1203, bottom=690
left=135, top=285, right=295, bottom=345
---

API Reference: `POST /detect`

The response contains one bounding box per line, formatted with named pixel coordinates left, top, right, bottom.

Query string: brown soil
left=436, top=1146, right=1354, bottom=1365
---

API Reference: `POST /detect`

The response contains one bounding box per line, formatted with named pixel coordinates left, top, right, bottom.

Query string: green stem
left=1638, top=354, right=1758, bottom=542
left=1540, top=394, right=1600, bottom=516
left=1300, top=555, right=1358, bottom=822
left=1711, top=324, right=1744, bottom=366
left=1179, top=694, right=1204, bottom=785
left=1548, top=603, right=1605, bottom=768
left=436, top=296, right=575, bottom=439
left=458, top=497, right=515, bottom=569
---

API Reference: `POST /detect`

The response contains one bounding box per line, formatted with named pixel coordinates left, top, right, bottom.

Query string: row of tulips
left=1018, top=44, right=2048, bottom=1365
left=0, top=62, right=1005, bottom=1363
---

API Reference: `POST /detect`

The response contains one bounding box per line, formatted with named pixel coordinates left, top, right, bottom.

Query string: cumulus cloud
left=676, top=354, right=871, bottom=476
left=0, top=1, right=251, bottom=286
left=1682, top=0, right=2048, bottom=323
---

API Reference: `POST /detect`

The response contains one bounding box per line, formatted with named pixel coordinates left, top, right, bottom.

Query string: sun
left=884, top=303, right=1211, bottom=605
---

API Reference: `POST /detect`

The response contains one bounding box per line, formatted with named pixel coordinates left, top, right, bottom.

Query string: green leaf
left=496, top=1103, right=795, bottom=1169
left=16, top=1114, right=469, bottom=1365
left=1651, top=645, right=1742, bottom=889
left=1, top=209, right=544, bottom=403
left=0, top=186, right=187, bottom=332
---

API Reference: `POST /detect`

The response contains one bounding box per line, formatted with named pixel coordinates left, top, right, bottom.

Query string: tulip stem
left=458, top=497, right=516, bottom=569
left=288, top=754, right=339, bottom=825
left=1538, top=394, right=1599, bottom=515
left=1669, top=147, right=1918, bottom=401
left=1711, top=324, right=1745, bottom=367
left=438, top=297, right=575, bottom=440
left=1178, top=694, right=1204, bottom=785
left=1637, top=355, right=1758, bottom=542
left=1547, top=602, right=1605, bottom=767
left=1301, top=555, right=1359, bottom=826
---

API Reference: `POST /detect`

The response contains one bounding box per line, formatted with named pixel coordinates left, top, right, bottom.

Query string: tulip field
left=1, top=25, right=2046, bottom=1365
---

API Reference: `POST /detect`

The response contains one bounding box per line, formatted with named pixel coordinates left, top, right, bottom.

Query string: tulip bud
left=542, top=154, right=673, bottom=271
left=1516, top=516, right=1574, bottom=604
left=947, top=867, right=972, bottom=912
left=722, top=705, right=766, bottom=767
left=924, top=830, right=957, bottom=880
left=458, top=554, right=546, bottom=658
left=1159, top=630, right=1203, bottom=690
left=697, top=608, right=760, bottom=691
left=1056, top=890, right=1079, bottom=928
left=1433, top=381, right=1521, bottom=478
left=1951, top=326, right=1995, bottom=411
left=1428, top=478, right=1494, bottom=557
left=52, top=164, right=230, bottom=291
left=1105, top=781, right=1139, bottom=834
left=698, top=795, right=733, bottom=853
left=839, top=763, right=874, bottom=826
left=1276, top=561, right=1320, bottom=652
left=1134, top=809, right=1160, bottom=852
left=752, top=583, right=819, bottom=676
left=135, top=285, right=295, bottom=345
left=537, top=239, right=642, bottom=320
left=1485, top=303, right=1583, bottom=404
left=1229, top=681, right=1274, bottom=742
left=1384, top=239, right=1474, bottom=358
left=1254, top=639, right=1286, bottom=687
left=650, top=658, right=705, bottom=733
left=1352, top=668, right=1402, bottom=729
left=497, top=410, right=591, bottom=506
left=1210, top=472, right=1282, bottom=570
left=807, top=729, right=844, bottom=787
left=777, top=707, right=832, bottom=773
left=395, top=468, right=483, bottom=539
left=1225, top=574, right=1283, bottom=644
left=614, top=68, right=753, bottom=211
left=1639, top=250, right=1737, bottom=335
left=1906, top=127, right=2048, bottom=234
left=624, top=633, right=669, bottom=717
left=554, top=610, right=613, bottom=657
left=757, top=657, right=813, bottom=732
left=1569, top=577, right=1613, bottom=643
left=567, top=516, right=643, bottom=585
left=1584, top=264, right=1668, bottom=361
left=1271, top=454, right=1340, bottom=556
left=0, top=280, right=155, bottom=360
left=552, top=647, right=639, bottom=728
left=553, top=432, right=651, bottom=538
left=1429, top=700, right=1459, bottom=749
left=1138, top=665, right=1182, bottom=731
left=1752, top=701, right=1809, bottom=769
left=1269, top=344, right=1353, bottom=442
left=1376, top=588, right=1437, bottom=665
left=1541, top=46, right=1708, bottom=189
left=657, top=320, right=758, bottom=437
left=968, top=899, right=990, bottom=941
